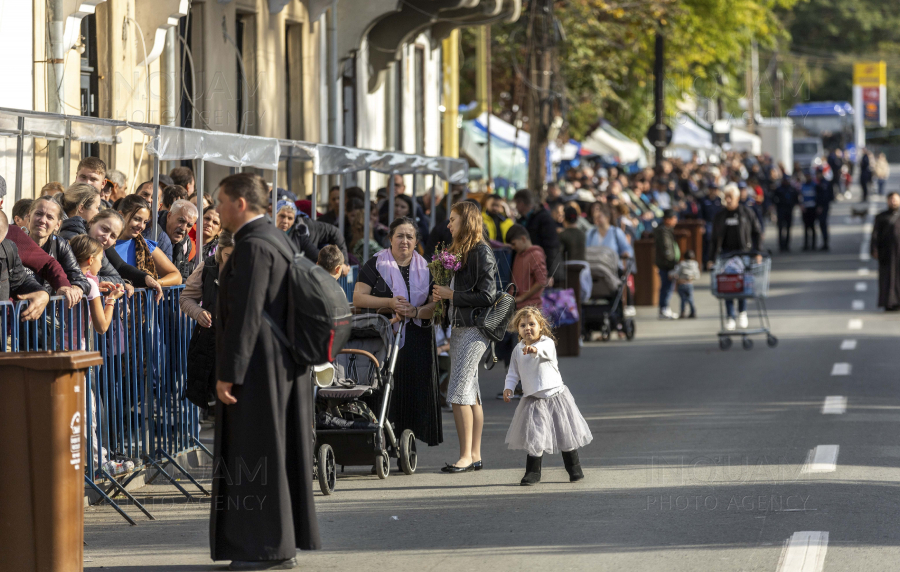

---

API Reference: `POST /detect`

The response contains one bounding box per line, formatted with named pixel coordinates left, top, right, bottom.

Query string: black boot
left=520, top=455, right=542, bottom=486
left=562, top=450, right=584, bottom=482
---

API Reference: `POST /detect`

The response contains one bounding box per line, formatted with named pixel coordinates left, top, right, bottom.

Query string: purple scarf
left=375, top=248, right=429, bottom=348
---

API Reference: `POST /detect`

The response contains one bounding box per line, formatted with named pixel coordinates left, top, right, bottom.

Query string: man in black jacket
left=0, top=212, right=50, bottom=321
left=711, top=183, right=762, bottom=330
left=291, top=214, right=350, bottom=275
left=654, top=209, right=680, bottom=320
left=514, top=189, right=560, bottom=283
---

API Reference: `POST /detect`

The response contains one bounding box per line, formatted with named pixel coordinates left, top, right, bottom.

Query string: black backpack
left=256, top=234, right=352, bottom=367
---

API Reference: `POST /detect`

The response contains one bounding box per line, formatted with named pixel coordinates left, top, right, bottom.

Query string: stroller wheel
left=742, top=336, right=753, bottom=350
left=317, top=445, right=336, bottom=496
left=624, top=319, right=636, bottom=341
left=767, top=334, right=778, bottom=348
left=719, top=336, right=733, bottom=351
left=399, top=429, right=418, bottom=475
left=375, top=451, right=390, bottom=479
left=600, top=323, right=612, bottom=342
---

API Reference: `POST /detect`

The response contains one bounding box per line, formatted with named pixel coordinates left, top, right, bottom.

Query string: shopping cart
left=711, top=251, right=777, bottom=350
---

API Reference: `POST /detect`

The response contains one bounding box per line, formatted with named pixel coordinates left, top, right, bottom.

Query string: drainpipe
left=328, top=0, right=339, bottom=146
left=48, top=0, right=67, bottom=185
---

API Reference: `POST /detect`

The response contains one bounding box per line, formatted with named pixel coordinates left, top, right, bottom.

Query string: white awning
left=581, top=121, right=647, bottom=166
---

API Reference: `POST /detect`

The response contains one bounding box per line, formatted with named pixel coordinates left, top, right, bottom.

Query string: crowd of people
left=3, top=146, right=896, bottom=570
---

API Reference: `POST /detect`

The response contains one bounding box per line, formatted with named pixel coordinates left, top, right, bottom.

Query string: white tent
left=671, top=116, right=716, bottom=152
left=582, top=121, right=648, bottom=166
left=460, top=113, right=530, bottom=189
left=726, top=127, right=762, bottom=155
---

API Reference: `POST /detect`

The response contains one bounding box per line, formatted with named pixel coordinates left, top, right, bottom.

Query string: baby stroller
left=581, top=246, right=636, bottom=342
left=312, top=313, right=416, bottom=495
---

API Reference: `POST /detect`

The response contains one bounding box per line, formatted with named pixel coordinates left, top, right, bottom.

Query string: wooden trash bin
left=0, top=351, right=104, bottom=572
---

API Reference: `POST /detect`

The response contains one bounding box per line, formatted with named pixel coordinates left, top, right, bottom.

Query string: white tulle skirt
left=505, top=386, right=593, bottom=457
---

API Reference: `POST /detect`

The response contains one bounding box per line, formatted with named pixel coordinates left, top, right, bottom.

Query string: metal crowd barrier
left=0, top=287, right=208, bottom=525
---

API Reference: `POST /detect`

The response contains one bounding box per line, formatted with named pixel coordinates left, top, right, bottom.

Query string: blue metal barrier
left=0, top=287, right=206, bottom=525
left=339, top=265, right=358, bottom=302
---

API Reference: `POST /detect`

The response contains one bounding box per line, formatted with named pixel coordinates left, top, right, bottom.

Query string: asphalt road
left=85, top=174, right=900, bottom=572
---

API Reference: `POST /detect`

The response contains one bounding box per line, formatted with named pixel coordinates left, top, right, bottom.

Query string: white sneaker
left=624, top=305, right=637, bottom=317
left=658, top=309, right=678, bottom=320
left=725, top=318, right=736, bottom=331
left=738, top=312, right=749, bottom=329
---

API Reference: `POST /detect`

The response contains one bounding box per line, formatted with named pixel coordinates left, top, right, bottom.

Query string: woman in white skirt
left=433, top=202, right=497, bottom=473
left=503, top=306, right=592, bottom=485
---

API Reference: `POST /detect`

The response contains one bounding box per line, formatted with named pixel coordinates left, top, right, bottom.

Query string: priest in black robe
left=871, top=192, right=900, bottom=311
left=211, top=173, right=320, bottom=571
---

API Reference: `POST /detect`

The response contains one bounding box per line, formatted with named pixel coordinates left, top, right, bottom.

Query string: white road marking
left=852, top=300, right=865, bottom=310
left=860, top=252, right=871, bottom=261
left=848, top=319, right=863, bottom=330
left=855, top=282, right=868, bottom=292
left=802, top=445, right=840, bottom=474
left=776, top=531, right=829, bottom=572
left=831, top=363, right=851, bottom=376
left=858, top=268, right=870, bottom=276
left=822, top=396, right=847, bottom=415
left=840, top=340, right=857, bottom=350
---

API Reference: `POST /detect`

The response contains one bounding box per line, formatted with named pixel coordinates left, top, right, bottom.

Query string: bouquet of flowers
left=428, top=244, right=462, bottom=323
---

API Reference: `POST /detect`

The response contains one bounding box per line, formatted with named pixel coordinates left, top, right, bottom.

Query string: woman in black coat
left=432, top=201, right=498, bottom=473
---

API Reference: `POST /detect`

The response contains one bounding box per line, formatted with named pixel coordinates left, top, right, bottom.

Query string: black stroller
left=581, top=246, right=636, bottom=342
left=312, top=313, right=417, bottom=495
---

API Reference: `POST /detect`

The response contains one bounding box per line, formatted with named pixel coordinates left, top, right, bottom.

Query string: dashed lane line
left=822, top=396, right=847, bottom=415
left=801, top=445, right=840, bottom=474
left=840, top=340, right=857, bottom=350
left=855, top=282, right=868, bottom=292
left=848, top=319, right=863, bottom=330
left=776, top=531, right=829, bottom=572
left=852, top=300, right=865, bottom=310
left=831, top=363, right=851, bottom=376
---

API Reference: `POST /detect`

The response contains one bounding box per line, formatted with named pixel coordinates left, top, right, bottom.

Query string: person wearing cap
left=654, top=209, right=680, bottom=320
left=274, top=200, right=297, bottom=232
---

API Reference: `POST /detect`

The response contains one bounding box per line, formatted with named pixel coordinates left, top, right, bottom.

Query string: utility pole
left=526, top=0, right=554, bottom=194
left=771, top=53, right=783, bottom=118
left=485, top=25, right=493, bottom=184
left=746, top=40, right=759, bottom=133
left=653, top=27, right=665, bottom=168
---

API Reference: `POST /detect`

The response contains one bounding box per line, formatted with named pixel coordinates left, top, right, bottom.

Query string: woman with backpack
left=432, top=202, right=498, bottom=473
left=181, top=231, right=235, bottom=411
left=353, top=217, right=443, bottom=448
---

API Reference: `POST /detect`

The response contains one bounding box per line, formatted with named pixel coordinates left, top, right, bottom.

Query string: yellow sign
left=853, top=61, right=886, bottom=87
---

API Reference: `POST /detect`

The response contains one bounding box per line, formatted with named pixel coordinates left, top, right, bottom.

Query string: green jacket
left=654, top=225, right=679, bottom=271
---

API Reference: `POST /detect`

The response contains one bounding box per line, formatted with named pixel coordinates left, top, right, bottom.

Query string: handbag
left=470, top=285, right=518, bottom=370
left=542, top=288, right=579, bottom=327
left=470, top=284, right=518, bottom=343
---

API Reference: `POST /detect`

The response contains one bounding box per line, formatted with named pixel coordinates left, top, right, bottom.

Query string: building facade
left=0, top=0, right=518, bottom=214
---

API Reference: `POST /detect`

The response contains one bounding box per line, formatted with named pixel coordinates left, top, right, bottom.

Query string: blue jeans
left=677, top=283, right=695, bottom=316
left=658, top=268, right=674, bottom=312
left=724, top=298, right=746, bottom=319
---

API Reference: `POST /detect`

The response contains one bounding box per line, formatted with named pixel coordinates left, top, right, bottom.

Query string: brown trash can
left=0, top=351, right=103, bottom=572
left=556, top=264, right=583, bottom=357
left=634, top=238, right=659, bottom=306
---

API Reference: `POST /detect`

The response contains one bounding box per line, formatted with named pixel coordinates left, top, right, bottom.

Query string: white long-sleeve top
left=504, top=336, right=564, bottom=398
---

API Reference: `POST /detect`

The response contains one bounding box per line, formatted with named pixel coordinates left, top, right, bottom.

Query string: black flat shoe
left=229, top=558, right=297, bottom=571
left=441, top=462, right=475, bottom=473
left=473, top=461, right=483, bottom=471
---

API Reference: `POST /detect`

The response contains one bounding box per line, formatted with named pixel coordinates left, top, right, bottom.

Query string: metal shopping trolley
left=711, top=251, right=777, bottom=350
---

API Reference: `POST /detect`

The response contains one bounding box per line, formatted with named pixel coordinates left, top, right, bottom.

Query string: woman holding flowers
left=353, top=217, right=443, bottom=447
left=432, top=202, right=498, bottom=473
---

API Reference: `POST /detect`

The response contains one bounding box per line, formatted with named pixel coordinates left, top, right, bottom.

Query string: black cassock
left=872, top=208, right=900, bottom=309
left=211, top=216, right=321, bottom=561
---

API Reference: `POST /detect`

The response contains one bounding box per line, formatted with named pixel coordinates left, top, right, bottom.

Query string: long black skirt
left=389, top=322, right=443, bottom=446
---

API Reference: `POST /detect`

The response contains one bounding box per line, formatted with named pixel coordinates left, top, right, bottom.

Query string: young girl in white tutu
left=503, top=306, right=593, bottom=485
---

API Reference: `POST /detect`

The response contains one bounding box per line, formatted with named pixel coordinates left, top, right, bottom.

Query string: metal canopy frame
left=0, top=106, right=468, bottom=266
